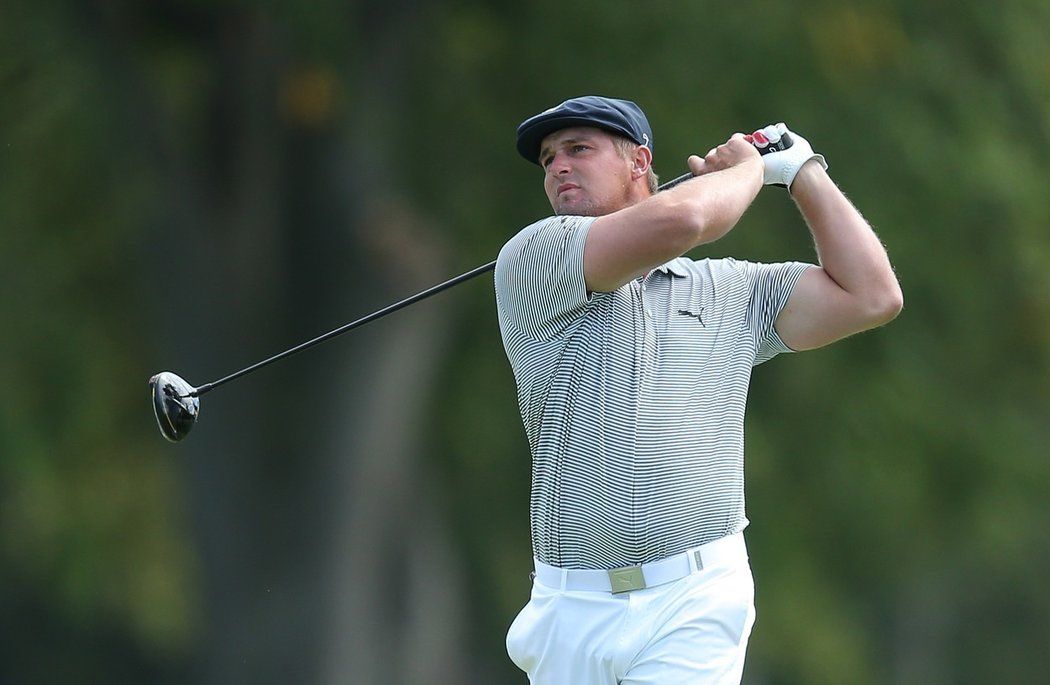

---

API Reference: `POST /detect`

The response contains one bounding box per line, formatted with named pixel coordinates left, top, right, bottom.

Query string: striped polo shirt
left=495, top=215, right=812, bottom=570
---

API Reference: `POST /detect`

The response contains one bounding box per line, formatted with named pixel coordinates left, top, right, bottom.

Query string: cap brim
left=516, top=117, right=636, bottom=165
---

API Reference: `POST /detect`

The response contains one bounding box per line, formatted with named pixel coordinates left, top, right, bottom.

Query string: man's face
left=538, top=127, right=635, bottom=216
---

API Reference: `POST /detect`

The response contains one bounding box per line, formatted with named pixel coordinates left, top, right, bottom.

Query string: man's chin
left=554, top=199, right=601, bottom=217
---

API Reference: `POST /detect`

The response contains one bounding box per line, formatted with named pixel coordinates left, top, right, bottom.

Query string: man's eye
left=572, top=145, right=588, bottom=153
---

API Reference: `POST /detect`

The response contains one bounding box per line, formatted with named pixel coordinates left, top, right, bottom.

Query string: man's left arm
left=773, top=157, right=904, bottom=351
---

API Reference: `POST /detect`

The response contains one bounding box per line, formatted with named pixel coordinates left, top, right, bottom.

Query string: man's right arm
left=584, top=134, right=764, bottom=293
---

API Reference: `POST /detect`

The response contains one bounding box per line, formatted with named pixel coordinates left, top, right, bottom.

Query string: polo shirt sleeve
left=739, top=259, right=814, bottom=365
left=495, top=215, right=596, bottom=341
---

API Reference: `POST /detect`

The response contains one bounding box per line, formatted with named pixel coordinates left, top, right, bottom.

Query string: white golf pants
left=506, top=534, right=756, bottom=684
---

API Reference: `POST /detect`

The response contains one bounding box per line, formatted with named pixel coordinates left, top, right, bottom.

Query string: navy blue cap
left=516, top=95, right=653, bottom=165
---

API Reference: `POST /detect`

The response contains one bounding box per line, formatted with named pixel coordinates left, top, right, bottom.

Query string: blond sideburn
left=612, top=137, right=659, bottom=195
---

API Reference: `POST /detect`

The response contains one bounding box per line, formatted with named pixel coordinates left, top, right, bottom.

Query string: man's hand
left=751, top=123, right=827, bottom=189
left=687, top=133, right=762, bottom=178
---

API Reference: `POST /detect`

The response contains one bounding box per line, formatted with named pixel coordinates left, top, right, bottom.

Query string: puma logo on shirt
left=677, top=308, right=706, bottom=326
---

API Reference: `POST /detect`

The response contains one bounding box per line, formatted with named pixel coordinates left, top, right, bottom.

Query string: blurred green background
left=2, top=1, right=1048, bottom=683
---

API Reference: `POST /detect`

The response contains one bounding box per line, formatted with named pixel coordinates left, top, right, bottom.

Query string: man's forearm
left=790, top=161, right=903, bottom=316
left=671, top=156, right=764, bottom=246
left=583, top=136, right=762, bottom=293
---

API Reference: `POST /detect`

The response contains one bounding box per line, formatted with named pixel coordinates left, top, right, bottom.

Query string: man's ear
left=632, top=145, right=653, bottom=180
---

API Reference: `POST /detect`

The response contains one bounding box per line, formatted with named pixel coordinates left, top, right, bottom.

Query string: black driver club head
left=149, top=372, right=200, bottom=442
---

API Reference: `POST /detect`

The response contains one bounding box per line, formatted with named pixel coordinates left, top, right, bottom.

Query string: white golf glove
left=750, top=123, right=827, bottom=189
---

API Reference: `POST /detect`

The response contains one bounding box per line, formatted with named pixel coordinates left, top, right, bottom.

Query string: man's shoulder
left=498, top=216, right=553, bottom=256
left=497, top=215, right=596, bottom=265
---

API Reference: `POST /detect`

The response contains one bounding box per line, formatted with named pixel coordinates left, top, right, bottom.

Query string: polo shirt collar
left=653, top=259, right=688, bottom=278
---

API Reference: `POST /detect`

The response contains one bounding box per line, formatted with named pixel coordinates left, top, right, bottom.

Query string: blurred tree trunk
left=130, top=2, right=467, bottom=683
left=314, top=1, right=469, bottom=681
left=318, top=241, right=467, bottom=683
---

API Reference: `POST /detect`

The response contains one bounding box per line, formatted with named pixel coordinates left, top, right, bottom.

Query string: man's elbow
left=668, top=199, right=736, bottom=247
left=866, top=282, right=904, bottom=327
left=647, top=197, right=708, bottom=251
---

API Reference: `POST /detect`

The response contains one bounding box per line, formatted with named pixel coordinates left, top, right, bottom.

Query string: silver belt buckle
left=608, top=565, right=646, bottom=594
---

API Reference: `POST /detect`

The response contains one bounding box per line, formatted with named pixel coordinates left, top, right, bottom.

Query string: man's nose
left=547, top=151, right=571, bottom=175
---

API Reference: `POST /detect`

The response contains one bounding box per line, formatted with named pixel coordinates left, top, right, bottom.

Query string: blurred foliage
left=1, top=0, right=1048, bottom=683
left=0, top=2, right=198, bottom=682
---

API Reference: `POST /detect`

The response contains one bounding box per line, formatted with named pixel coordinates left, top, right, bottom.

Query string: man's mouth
left=557, top=183, right=580, bottom=196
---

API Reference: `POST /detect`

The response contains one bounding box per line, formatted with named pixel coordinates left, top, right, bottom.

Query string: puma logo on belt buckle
left=608, top=565, right=646, bottom=593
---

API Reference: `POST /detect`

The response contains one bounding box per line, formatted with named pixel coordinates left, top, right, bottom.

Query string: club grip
left=752, top=131, right=793, bottom=155
left=659, top=131, right=795, bottom=191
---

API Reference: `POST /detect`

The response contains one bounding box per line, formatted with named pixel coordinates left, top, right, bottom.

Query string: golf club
left=149, top=259, right=497, bottom=442
left=150, top=133, right=793, bottom=441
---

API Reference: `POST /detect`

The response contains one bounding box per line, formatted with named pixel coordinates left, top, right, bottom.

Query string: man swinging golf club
left=495, top=95, right=903, bottom=684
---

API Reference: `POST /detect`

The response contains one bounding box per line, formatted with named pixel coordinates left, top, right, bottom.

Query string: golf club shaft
left=190, top=260, right=497, bottom=396
left=189, top=172, right=699, bottom=397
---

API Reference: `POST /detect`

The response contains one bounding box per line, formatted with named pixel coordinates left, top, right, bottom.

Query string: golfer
left=494, top=96, right=902, bottom=684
